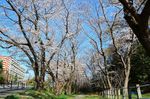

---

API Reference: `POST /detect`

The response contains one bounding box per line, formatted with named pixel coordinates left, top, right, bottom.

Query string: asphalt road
left=0, top=89, right=26, bottom=98
left=0, top=85, right=31, bottom=98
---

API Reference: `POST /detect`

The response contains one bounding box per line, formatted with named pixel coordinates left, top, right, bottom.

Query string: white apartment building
left=0, top=56, right=25, bottom=82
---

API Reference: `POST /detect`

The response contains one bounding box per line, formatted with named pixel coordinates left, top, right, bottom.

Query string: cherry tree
left=0, top=0, right=78, bottom=90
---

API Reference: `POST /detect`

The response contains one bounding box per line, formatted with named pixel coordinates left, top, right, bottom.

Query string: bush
left=5, top=95, right=19, bottom=99
left=5, top=95, right=34, bottom=99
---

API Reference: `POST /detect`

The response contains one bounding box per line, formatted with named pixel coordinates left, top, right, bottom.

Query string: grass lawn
left=3, top=89, right=150, bottom=99
left=57, top=95, right=103, bottom=99
left=3, top=94, right=103, bottom=99
left=131, top=93, right=150, bottom=98
left=142, top=93, right=150, bottom=98
left=2, top=89, right=101, bottom=99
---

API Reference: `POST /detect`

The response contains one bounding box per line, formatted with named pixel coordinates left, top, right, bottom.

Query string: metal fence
left=101, top=83, right=150, bottom=99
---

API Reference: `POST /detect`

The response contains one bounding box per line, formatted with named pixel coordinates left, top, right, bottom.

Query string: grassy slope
left=3, top=90, right=150, bottom=99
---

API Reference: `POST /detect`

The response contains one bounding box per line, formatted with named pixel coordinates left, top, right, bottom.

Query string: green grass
left=131, top=93, right=150, bottom=98
left=56, top=94, right=75, bottom=99
left=5, top=90, right=56, bottom=99
left=7, top=90, right=150, bottom=99
left=56, top=95, right=101, bottom=99
left=5, top=92, right=102, bottom=99
left=142, top=93, right=150, bottom=98
left=5, top=94, right=34, bottom=99
left=5, top=91, right=150, bottom=99
left=83, top=95, right=101, bottom=99
left=4, top=94, right=112, bottom=99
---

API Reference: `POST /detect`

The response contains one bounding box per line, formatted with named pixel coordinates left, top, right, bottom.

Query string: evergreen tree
left=130, top=43, right=150, bottom=84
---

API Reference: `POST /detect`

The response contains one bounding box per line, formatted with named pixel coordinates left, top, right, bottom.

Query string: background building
left=0, top=56, right=25, bottom=82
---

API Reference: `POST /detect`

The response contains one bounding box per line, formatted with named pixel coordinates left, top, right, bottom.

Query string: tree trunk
left=34, top=75, right=45, bottom=90
left=34, top=74, right=40, bottom=89
left=54, top=80, right=60, bottom=95
left=123, top=57, right=131, bottom=99
left=106, top=74, right=112, bottom=97
left=40, top=65, right=46, bottom=90
left=33, top=63, right=45, bottom=90
left=54, top=80, right=64, bottom=95
left=66, top=81, right=72, bottom=95
left=120, top=0, right=150, bottom=56
left=107, top=74, right=112, bottom=89
left=125, top=16, right=150, bottom=56
left=123, top=79, right=129, bottom=99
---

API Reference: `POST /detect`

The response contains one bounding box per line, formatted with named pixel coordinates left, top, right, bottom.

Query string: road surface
left=0, top=85, right=31, bottom=98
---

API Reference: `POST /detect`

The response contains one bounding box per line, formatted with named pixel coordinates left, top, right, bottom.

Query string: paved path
left=75, top=95, right=85, bottom=99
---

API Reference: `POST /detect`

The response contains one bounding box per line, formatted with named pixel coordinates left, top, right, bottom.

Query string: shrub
left=5, top=95, right=34, bottom=99
left=5, top=95, right=19, bottom=99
